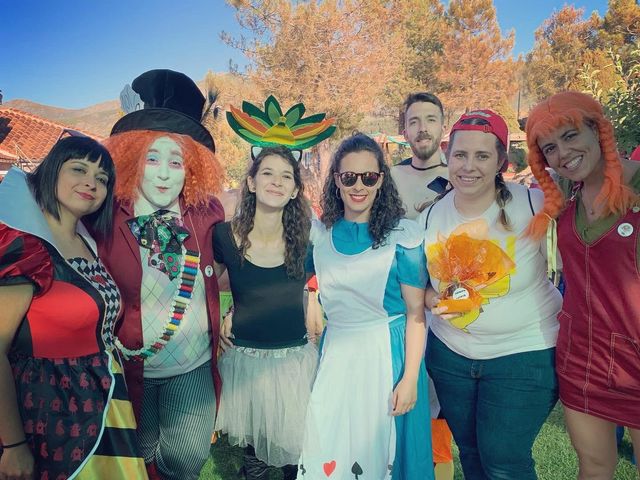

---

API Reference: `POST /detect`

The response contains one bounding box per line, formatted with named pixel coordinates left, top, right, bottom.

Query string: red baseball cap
left=449, top=109, right=509, bottom=172
left=631, top=146, right=640, bottom=161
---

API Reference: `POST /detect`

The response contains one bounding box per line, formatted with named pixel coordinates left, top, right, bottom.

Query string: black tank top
left=213, top=222, right=307, bottom=348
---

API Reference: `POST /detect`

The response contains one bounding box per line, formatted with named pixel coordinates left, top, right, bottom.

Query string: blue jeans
left=426, top=332, right=558, bottom=480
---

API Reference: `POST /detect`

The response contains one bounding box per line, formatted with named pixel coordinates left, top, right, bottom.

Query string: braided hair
left=446, top=118, right=513, bottom=230
left=525, top=91, right=637, bottom=239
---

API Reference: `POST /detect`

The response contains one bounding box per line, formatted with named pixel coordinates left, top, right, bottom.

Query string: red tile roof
left=0, top=107, right=102, bottom=165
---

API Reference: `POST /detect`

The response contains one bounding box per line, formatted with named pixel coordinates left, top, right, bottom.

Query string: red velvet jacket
left=97, top=198, right=224, bottom=421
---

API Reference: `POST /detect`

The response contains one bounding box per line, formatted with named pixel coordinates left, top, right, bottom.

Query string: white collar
left=0, top=167, right=96, bottom=255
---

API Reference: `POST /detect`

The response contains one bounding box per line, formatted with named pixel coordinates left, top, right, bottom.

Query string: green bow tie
left=127, top=210, right=190, bottom=280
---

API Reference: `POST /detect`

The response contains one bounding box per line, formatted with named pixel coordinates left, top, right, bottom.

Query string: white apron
left=298, top=220, right=421, bottom=479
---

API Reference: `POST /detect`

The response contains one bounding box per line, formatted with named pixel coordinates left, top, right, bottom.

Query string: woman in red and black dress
left=0, top=136, right=146, bottom=480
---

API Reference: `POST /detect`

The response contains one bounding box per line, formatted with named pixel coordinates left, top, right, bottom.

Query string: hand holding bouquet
left=426, top=220, right=515, bottom=314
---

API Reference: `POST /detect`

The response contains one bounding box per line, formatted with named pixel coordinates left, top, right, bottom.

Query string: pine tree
left=437, top=0, right=519, bottom=122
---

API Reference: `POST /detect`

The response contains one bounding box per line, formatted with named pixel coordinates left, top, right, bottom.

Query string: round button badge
left=452, top=287, right=470, bottom=300
left=205, top=265, right=214, bottom=277
left=618, top=223, right=634, bottom=237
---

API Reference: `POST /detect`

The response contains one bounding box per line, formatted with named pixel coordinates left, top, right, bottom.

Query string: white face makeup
left=139, top=136, right=186, bottom=212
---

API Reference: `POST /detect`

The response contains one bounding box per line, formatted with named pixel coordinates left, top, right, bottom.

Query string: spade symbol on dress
left=351, top=462, right=363, bottom=479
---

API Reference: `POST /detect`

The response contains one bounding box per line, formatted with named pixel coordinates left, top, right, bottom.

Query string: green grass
left=528, top=406, right=637, bottom=480
left=199, top=404, right=638, bottom=479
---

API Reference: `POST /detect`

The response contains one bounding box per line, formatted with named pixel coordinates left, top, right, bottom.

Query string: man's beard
left=411, top=133, right=441, bottom=161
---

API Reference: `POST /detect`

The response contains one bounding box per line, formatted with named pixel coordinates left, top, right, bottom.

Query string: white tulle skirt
left=214, top=342, right=318, bottom=467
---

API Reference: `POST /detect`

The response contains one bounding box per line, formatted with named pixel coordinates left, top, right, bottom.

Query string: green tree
left=223, top=0, right=406, bottom=194
left=600, top=0, right=640, bottom=67
left=201, top=70, right=259, bottom=187
left=581, top=43, right=640, bottom=152
left=508, top=145, right=528, bottom=173
left=381, top=0, right=448, bottom=112
left=223, top=0, right=402, bottom=134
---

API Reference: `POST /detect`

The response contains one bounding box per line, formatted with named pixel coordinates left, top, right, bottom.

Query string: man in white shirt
left=391, top=92, right=448, bottom=220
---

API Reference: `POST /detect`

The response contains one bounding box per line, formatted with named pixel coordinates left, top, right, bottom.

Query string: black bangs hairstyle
left=321, top=133, right=405, bottom=248
left=28, top=135, right=116, bottom=239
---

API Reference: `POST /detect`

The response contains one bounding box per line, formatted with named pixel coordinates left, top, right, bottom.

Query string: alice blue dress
left=298, top=218, right=433, bottom=480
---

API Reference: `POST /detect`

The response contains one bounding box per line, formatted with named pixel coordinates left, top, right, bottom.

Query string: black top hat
left=110, top=69, right=215, bottom=152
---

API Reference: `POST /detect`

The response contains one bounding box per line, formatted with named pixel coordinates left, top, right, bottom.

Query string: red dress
left=557, top=200, right=640, bottom=428
left=0, top=224, right=147, bottom=479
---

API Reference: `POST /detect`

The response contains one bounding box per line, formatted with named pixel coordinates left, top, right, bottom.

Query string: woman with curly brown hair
left=526, top=91, right=640, bottom=479
left=212, top=145, right=316, bottom=480
left=297, top=133, right=433, bottom=480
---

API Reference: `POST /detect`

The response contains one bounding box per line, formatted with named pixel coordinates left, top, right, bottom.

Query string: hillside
left=2, top=73, right=250, bottom=138
left=3, top=99, right=120, bottom=137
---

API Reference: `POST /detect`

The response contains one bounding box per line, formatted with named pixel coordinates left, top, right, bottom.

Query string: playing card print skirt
left=297, top=315, right=433, bottom=480
left=10, top=349, right=145, bottom=479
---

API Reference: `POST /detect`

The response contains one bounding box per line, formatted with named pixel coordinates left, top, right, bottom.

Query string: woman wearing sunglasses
left=423, top=111, right=561, bottom=480
left=297, top=133, right=433, bottom=479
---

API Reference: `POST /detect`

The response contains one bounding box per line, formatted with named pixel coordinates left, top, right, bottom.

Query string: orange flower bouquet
left=426, top=220, right=515, bottom=313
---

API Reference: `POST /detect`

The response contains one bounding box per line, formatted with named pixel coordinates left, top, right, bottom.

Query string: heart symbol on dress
left=323, top=460, right=336, bottom=476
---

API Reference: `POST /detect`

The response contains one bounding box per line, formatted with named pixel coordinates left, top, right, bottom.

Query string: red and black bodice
left=0, top=224, right=140, bottom=479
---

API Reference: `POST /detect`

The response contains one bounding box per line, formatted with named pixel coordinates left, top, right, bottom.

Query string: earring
left=291, top=194, right=297, bottom=199
left=335, top=187, right=341, bottom=199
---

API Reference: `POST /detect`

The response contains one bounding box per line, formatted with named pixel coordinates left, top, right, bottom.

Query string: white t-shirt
left=422, top=183, right=561, bottom=359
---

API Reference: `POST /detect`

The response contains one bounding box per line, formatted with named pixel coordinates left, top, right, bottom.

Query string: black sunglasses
left=336, top=171, right=382, bottom=187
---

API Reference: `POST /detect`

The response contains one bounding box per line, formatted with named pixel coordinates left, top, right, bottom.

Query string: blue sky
left=1, top=0, right=608, bottom=109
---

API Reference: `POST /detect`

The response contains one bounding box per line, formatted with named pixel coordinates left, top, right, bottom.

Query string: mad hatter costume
left=98, top=69, right=224, bottom=480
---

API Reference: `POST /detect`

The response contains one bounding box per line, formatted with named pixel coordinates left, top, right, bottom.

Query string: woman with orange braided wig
left=526, top=91, right=640, bottom=479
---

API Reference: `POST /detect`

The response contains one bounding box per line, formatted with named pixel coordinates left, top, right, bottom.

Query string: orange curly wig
left=525, top=91, right=637, bottom=239
left=103, top=130, right=224, bottom=208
